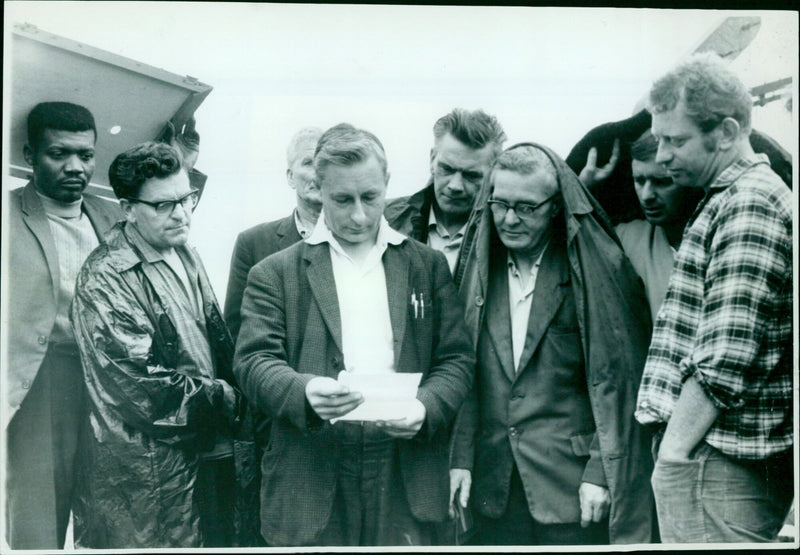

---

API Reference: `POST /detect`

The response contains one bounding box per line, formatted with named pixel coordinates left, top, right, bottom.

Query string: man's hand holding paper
left=305, top=376, right=364, bottom=420
left=329, top=371, right=424, bottom=431
left=376, top=399, right=426, bottom=439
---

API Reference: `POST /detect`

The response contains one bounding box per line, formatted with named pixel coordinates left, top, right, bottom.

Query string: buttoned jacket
left=463, top=236, right=608, bottom=527
left=452, top=143, right=655, bottom=543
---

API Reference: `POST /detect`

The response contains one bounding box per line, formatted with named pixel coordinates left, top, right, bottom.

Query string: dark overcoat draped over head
left=455, top=142, right=655, bottom=543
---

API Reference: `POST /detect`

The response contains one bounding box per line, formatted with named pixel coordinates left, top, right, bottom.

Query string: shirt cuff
left=680, top=358, right=746, bottom=411
left=582, top=433, right=608, bottom=487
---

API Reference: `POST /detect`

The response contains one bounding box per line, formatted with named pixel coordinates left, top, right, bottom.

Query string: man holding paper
left=233, top=123, right=475, bottom=547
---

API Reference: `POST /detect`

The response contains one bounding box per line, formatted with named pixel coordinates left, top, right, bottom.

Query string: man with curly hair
left=70, top=142, right=244, bottom=548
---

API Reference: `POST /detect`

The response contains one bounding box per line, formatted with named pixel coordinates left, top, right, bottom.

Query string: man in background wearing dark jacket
left=384, top=108, right=505, bottom=276
left=224, top=127, right=323, bottom=339
left=234, top=123, right=474, bottom=546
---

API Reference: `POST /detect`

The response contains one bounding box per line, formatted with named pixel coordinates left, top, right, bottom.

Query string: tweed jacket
left=233, top=236, right=475, bottom=546
left=452, top=143, right=655, bottom=544
left=5, top=182, right=120, bottom=422
left=224, top=213, right=302, bottom=341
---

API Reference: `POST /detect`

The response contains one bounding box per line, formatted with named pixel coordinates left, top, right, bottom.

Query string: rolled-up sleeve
left=682, top=189, right=791, bottom=410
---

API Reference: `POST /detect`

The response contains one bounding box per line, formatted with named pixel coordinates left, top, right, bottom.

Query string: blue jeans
left=651, top=432, right=793, bottom=543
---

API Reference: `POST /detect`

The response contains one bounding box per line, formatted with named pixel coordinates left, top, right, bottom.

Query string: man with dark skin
left=4, top=102, right=202, bottom=550
left=5, top=102, right=120, bottom=549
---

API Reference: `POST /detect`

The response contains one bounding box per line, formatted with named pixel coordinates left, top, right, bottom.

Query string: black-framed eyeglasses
left=487, top=195, right=556, bottom=220
left=127, top=190, right=199, bottom=216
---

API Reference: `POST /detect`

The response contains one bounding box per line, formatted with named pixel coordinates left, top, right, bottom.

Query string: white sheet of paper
left=331, top=370, right=423, bottom=423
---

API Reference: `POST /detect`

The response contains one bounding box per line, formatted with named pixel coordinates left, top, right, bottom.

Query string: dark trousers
left=195, top=456, right=236, bottom=547
left=232, top=438, right=268, bottom=546
left=6, top=346, right=85, bottom=549
left=315, top=422, right=433, bottom=546
left=472, top=464, right=609, bottom=546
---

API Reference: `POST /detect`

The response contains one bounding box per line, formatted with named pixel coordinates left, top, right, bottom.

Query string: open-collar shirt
left=507, top=245, right=548, bottom=371
left=123, top=223, right=232, bottom=459
left=427, top=207, right=466, bottom=275
left=293, top=208, right=314, bottom=239
left=636, top=154, right=793, bottom=459
left=306, top=213, right=405, bottom=374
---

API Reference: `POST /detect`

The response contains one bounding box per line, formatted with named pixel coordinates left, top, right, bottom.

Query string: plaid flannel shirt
left=636, top=154, right=793, bottom=460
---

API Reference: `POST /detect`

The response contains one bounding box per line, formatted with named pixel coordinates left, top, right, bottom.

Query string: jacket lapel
left=20, top=183, right=60, bottom=302
left=515, top=241, right=569, bottom=376
left=382, top=245, right=409, bottom=370
left=277, top=213, right=302, bottom=249
left=83, top=194, right=121, bottom=240
left=304, top=243, right=343, bottom=355
left=485, top=248, right=516, bottom=382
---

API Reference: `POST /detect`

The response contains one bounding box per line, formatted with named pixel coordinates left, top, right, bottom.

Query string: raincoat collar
left=104, top=221, right=194, bottom=273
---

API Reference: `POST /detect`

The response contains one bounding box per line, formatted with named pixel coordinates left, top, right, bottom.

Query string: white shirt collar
left=306, top=210, right=405, bottom=253
left=293, top=209, right=313, bottom=238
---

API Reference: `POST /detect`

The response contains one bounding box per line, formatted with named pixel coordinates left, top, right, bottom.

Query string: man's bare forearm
left=659, top=374, right=720, bottom=459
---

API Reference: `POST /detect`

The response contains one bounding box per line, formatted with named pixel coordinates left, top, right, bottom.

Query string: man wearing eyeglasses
left=385, top=108, right=505, bottom=276
left=69, top=142, right=244, bottom=548
left=450, top=144, right=654, bottom=545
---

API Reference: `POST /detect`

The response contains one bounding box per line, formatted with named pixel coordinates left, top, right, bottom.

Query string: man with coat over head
left=451, top=143, right=654, bottom=545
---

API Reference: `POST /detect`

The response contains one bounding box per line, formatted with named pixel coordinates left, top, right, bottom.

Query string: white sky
left=3, top=2, right=797, bottom=301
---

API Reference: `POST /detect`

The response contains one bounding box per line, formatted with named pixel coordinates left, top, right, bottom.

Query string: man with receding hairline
left=225, top=127, right=323, bottom=340
left=452, top=142, right=653, bottom=545
left=234, top=123, right=474, bottom=546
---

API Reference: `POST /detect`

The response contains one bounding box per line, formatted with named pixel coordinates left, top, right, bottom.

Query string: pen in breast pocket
left=420, top=292, right=425, bottom=318
left=411, top=291, right=418, bottom=318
